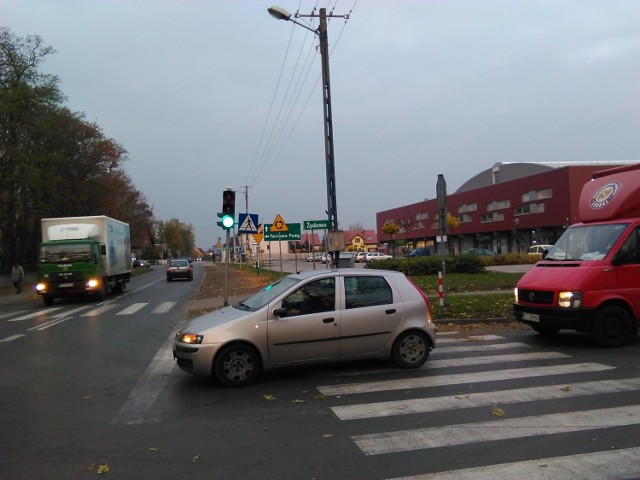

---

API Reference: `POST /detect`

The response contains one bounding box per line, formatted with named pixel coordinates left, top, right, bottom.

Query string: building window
left=458, top=203, right=477, bottom=213
left=486, top=199, right=510, bottom=211
left=522, top=188, right=553, bottom=202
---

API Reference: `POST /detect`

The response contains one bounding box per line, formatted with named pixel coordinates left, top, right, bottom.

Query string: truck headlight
left=179, top=333, right=203, bottom=344
left=558, top=291, right=582, bottom=308
left=36, top=283, right=47, bottom=292
left=87, top=279, right=99, bottom=288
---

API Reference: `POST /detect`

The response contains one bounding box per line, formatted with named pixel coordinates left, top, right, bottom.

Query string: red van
left=513, top=163, right=640, bottom=347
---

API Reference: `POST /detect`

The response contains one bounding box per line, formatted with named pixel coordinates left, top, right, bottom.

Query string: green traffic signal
left=221, top=214, right=234, bottom=229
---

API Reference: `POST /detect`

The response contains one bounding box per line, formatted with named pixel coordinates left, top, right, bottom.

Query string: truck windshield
left=40, top=244, right=93, bottom=263
left=546, top=223, right=628, bottom=261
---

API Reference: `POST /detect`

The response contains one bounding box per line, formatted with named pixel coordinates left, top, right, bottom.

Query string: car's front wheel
left=214, top=343, right=262, bottom=387
left=392, top=330, right=430, bottom=368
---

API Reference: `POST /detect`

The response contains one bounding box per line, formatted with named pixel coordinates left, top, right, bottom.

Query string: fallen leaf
left=97, top=464, right=110, bottom=474
left=192, top=454, right=201, bottom=463
left=314, top=395, right=326, bottom=400
left=292, top=399, right=306, bottom=404
left=561, top=386, right=571, bottom=392
left=322, top=434, right=334, bottom=439
left=148, top=448, right=160, bottom=452
left=263, top=394, right=276, bottom=401
left=491, top=405, right=505, bottom=417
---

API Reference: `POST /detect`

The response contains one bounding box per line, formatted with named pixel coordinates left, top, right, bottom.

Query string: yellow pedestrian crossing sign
left=271, top=214, right=288, bottom=232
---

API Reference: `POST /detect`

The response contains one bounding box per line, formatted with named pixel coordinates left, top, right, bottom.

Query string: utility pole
left=240, top=185, right=252, bottom=261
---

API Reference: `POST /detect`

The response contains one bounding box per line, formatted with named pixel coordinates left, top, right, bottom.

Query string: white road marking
left=111, top=331, right=176, bottom=425
left=428, top=351, right=568, bottom=368
left=332, top=377, right=640, bottom=420
left=387, top=446, right=640, bottom=480
left=116, top=303, right=147, bottom=315
left=317, top=363, right=615, bottom=396
left=354, top=404, right=640, bottom=455
left=1, top=334, right=25, bottom=342
left=82, top=304, right=117, bottom=316
left=152, top=302, right=176, bottom=314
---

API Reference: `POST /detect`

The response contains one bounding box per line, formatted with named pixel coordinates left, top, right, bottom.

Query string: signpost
left=436, top=174, right=448, bottom=308
left=264, top=223, right=301, bottom=241
left=304, top=219, right=330, bottom=230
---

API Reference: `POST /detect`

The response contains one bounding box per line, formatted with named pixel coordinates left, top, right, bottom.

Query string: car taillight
left=407, top=277, right=432, bottom=316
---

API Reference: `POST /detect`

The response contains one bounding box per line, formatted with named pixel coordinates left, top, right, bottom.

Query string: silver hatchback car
left=174, top=268, right=436, bottom=386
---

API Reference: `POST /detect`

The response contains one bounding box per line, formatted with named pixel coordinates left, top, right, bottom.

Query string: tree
left=382, top=221, right=400, bottom=257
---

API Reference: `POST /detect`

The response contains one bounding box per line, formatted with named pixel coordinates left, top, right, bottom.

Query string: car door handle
left=323, top=317, right=335, bottom=324
left=385, top=309, right=396, bottom=315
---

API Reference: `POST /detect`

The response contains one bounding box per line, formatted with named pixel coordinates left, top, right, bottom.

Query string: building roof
left=455, top=161, right=637, bottom=193
left=344, top=229, right=378, bottom=244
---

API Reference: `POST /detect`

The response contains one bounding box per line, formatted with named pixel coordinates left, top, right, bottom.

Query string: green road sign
left=264, top=223, right=301, bottom=241
left=304, top=219, right=330, bottom=230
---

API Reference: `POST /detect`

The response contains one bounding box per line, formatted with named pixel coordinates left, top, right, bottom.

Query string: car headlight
left=558, top=291, right=582, bottom=308
left=514, top=287, right=518, bottom=303
left=178, top=332, right=203, bottom=344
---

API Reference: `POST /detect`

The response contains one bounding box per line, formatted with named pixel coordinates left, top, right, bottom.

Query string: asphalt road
left=1, top=262, right=639, bottom=479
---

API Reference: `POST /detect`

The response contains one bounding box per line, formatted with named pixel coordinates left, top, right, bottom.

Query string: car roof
left=289, top=267, right=402, bottom=281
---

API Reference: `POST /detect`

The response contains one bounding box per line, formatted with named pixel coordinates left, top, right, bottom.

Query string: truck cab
left=513, top=163, right=640, bottom=347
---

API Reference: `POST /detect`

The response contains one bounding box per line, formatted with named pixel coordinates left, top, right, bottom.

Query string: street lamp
left=268, top=5, right=348, bottom=266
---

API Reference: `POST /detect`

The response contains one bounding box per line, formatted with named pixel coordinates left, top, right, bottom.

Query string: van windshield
left=546, top=223, right=628, bottom=261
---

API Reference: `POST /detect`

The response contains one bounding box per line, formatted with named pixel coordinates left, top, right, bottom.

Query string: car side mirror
left=273, top=307, right=287, bottom=317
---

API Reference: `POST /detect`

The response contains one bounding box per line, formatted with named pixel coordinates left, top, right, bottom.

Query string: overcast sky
left=4, top=0, right=640, bottom=247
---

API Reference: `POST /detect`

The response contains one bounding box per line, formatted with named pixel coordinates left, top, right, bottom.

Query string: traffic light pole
left=224, top=228, right=230, bottom=306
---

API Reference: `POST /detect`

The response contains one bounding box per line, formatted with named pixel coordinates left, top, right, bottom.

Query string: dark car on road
left=166, top=259, right=193, bottom=282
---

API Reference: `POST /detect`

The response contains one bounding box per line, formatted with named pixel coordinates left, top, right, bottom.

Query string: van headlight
left=558, top=291, right=582, bottom=308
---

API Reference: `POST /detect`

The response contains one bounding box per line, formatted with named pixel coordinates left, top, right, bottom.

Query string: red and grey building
left=376, top=162, right=636, bottom=254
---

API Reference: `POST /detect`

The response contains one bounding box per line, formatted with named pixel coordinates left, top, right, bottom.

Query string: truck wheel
left=531, top=325, right=560, bottom=337
left=42, top=295, right=54, bottom=306
left=591, top=306, right=633, bottom=348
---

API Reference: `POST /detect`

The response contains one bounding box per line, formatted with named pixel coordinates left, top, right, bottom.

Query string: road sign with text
left=304, top=219, right=330, bottom=230
left=264, top=223, right=301, bottom=241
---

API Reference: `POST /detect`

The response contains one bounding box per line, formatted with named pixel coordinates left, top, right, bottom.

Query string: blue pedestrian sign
left=237, top=213, right=259, bottom=233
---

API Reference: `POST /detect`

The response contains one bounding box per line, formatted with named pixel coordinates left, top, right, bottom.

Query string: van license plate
left=523, top=312, right=540, bottom=322
left=59, top=283, right=73, bottom=288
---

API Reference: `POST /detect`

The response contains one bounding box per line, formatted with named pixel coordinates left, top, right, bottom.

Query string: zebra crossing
left=0, top=300, right=178, bottom=341
left=319, top=333, right=640, bottom=479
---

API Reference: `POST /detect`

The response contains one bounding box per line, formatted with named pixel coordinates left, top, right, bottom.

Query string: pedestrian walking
left=11, top=263, right=24, bottom=294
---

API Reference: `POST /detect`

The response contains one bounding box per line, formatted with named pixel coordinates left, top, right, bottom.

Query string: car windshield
left=545, top=223, right=628, bottom=261
left=234, top=276, right=300, bottom=311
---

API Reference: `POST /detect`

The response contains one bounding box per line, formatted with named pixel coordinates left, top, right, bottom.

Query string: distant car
left=365, top=252, right=392, bottom=262
left=173, top=268, right=436, bottom=386
left=408, top=247, right=431, bottom=257
left=528, top=245, right=553, bottom=256
left=306, top=253, right=324, bottom=262
left=138, top=259, right=151, bottom=268
left=464, top=248, right=496, bottom=256
left=166, top=259, right=193, bottom=282
left=355, top=251, right=368, bottom=263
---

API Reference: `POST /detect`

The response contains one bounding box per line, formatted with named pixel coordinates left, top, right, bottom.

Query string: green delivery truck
left=36, top=216, right=132, bottom=306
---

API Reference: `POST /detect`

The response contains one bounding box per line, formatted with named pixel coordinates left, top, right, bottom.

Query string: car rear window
left=344, top=276, right=393, bottom=309
left=172, top=260, right=188, bottom=267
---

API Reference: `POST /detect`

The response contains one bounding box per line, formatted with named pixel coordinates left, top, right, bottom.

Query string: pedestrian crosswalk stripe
left=116, top=303, right=147, bottom=315
left=436, top=341, right=531, bottom=354
left=331, top=377, right=640, bottom=420
left=317, top=363, right=615, bottom=396
left=82, top=305, right=117, bottom=317
left=437, top=334, right=505, bottom=344
left=152, top=302, right=176, bottom=314
left=354, top=404, right=640, bottom=455
left=429, top=351, right=568, bottom=368
left=388, top=446, right=640, bottom=480
left=9, top=308, right=63, bottom=322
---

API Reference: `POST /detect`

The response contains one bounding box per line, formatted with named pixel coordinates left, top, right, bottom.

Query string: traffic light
left=218, top=189, right=235, bottom=229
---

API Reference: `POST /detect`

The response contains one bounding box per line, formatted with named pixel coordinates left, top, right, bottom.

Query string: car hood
left=182, top=305, right=257, bottom=334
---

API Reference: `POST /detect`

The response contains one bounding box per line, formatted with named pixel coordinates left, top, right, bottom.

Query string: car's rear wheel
left=590, top=305, right=633, bottom=347
left=392, top=330, right=430, bottom=368
left=166, top=275, right=172, bottom=282
left=214, top=343, right=262, bottom=387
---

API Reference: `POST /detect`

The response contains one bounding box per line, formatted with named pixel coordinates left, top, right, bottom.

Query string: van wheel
left=531, top=325, right=560, bottom=336
left=42, top=295, right=54, bottom=306
left=591, top=306, right=632, bottom=347
left=392, top=330, right=430, bottom=368
left=214, top=343, right=262, bottom=387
